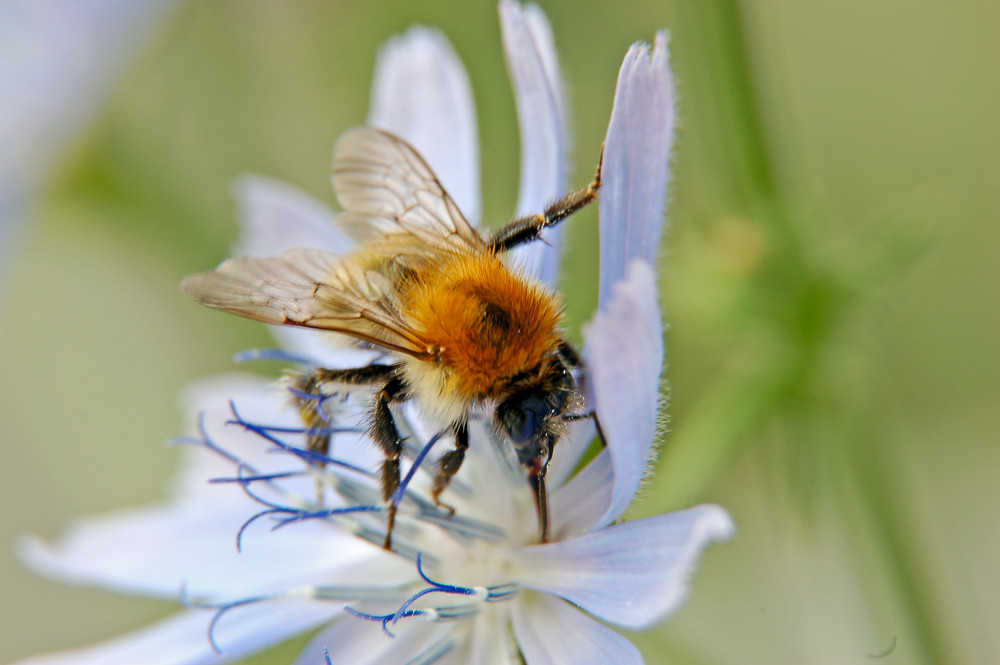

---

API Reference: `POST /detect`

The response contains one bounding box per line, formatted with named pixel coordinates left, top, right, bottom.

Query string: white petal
left=583, top=262, right=662, bottom=527
left=368, top=26, right=480, bottom=224
left=20, top=374, right=388, bottom=600
left=511, top=592, right=643, bottom=665
left=463, top=609, right=518, bottom=665
left=511, top=505, right=734, bottom=629
left=499, top=0, right=568, bottom=288
left=225, top=177, right=389, bottom=365
left=599, top=32, right=675, bottom=307
left=231, top=175, right=352, bottom=258
left=545, top=414, right=596, bottom=490
left=18, top=501, right=380, bottom=600
left=295, top=613, right=453, bottom=665
left=11, top=602, right=340, bottom=665
left=549, top=449, right=612, bottom=540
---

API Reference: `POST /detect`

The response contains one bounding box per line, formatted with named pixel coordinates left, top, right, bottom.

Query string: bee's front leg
left=430, top=421, right=469, bottom=515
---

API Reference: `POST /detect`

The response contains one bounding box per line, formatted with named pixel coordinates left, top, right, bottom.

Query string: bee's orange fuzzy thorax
left=404, top=251, right=563, bottom=400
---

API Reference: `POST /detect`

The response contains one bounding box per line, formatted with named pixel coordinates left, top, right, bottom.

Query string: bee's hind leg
left=430, top=422, right=469, bottom=515
left=371, top=376, right=409, bottom=550
left=291, top=364, right=398, bottom=457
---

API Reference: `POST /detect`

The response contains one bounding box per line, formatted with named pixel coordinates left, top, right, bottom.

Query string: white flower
left=15, top=3, right=733, bottom=664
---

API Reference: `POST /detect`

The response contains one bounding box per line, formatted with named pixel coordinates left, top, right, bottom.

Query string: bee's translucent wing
left=181, top=247, right=432, bottom=359
left=331, top=127, right=486, bottom=252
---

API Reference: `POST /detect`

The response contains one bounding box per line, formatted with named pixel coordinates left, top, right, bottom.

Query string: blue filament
left=391, top=430, right=445, bottom=505
left=343, top=553, right=519, bottom=637
left=227, top=400, right=372, bottom=477
left=233, top=348, right=319, bottom=365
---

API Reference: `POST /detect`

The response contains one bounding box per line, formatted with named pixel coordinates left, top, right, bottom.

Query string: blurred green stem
left=667, top=2, right=956, bottom=663
left=845, top=427, right=961, bottom=665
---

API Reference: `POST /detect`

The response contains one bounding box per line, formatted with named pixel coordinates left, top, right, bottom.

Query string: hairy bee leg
left=528, top=442, right=556, bottom=543
left=562, top=410, right=608, bottom=449
left=371, top=376, right=408, bottom=550
left=292, top=364, right=398, bottom=456
left=430, top=422, right=470, bottom=515
left=488, top=149, right=603, bottom=253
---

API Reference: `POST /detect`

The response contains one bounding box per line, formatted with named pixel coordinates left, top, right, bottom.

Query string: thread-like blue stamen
left=184, top=590, right=277, bottom=655
left=391, top=430, right=444, bottom=505
left=285, top=385, right=340, bottom=424
left=390, top=553, right=478, bottom=624
left=272, top=505, right=382, bottom=530
left=210, top=470, right=304, bottom=484
left=227, top=401, right=372, bottom=477
left=233, top=348, right=318, bottom=365
left=324, top=647, right=333, bottom=665
left=344, top=606, right=426, bottom=637
left=252, top=422, right=362, bottom=437
left=169, top=412, right=252, bottom=469
left=230, top=465, right=382, bottom=551
left=342, top=602, right=482, bottom=638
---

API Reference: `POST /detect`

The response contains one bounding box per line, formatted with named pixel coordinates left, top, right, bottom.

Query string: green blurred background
left=1, top=1, right=997, bottom=663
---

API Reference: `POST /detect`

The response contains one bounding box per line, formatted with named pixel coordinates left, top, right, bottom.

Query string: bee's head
left=495, top=358, right=575, bottom=466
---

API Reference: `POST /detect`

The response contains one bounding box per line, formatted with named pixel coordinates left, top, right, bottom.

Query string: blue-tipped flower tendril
left=344, top=554, right=519, bottom=637
left=233, top=348, right=323, bottom=365
left=391, top=430, right=444, bottom=506
left=183, top=587, right=286, bottom=656
left=227, top=400, right=370, bottom=475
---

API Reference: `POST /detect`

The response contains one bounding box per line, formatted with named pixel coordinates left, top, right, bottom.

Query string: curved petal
left=463, top=609, right=518, bottom=665
left=583, top=261, right=662, bottom=527
left=545, top=413, right=596, bottom=491
left=19, top=374, right=389, bottom=600
left=231, top=175, right=352, bottom=258
left=549, top=449, right=612, bottom=541
left=499, top=0, right=568, bottom=288
left=512, top=592, right=643, bottom=665
left=227, top=176, right=387, bottom=366
left=511, top=505, right=734, bottom=629
left=599, top=32, right=675, bottom=307
left=18, top=502, right=380, bottom=600
left=368, top=26, right=480, bottom=224
left=11, top=602, right=341, bottom=665
left=294, top=612, right=453, bottom=665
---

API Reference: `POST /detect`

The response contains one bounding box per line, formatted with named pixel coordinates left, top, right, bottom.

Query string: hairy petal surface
left=599, top=31, right=675, bottom=307
left=11, top=602, right=341, bottom=665
left=512, top=593, right=643, bottom=665
left=583, top=261, right=662, bottom=527
left=499, top=0, right=568, bottom=287
left=368, top=26, right=480, bottom=224
left=512, top=506, right=734, bottom=629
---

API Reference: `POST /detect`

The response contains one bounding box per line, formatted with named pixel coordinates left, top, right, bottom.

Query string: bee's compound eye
left=497, top=392, right=554, bottom=457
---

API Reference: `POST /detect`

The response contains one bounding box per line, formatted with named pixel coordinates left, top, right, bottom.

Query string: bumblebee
left=182, top=127, right=601, bottom=548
